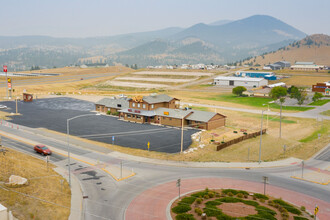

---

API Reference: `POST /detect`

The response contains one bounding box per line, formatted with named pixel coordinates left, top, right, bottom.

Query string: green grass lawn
left=195, top=94, right=314, bottom=111
left=300, top=125, right=329, bottom=143
left=308, top=99, right=330, bottom=106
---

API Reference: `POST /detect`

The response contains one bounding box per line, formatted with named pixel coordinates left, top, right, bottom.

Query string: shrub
left=236, top=193, right=243, bottom=198
left=195, top=208, right=203, bottom=216
left=195, top=198, right=203, bottom=204
left=243, top=200, right=259, bottom=207
left=175, top=213, right=195, bottom=220
left=208, top=191, right=215, bottom=198
left=172, top=205, right=191, bottom=214
left=205, top=200, right=221, bottom=206
left=204, top=194, right=210, bottom=199
left=227, top=192, right=233, bottom=197
left=222, top=189, right=248, bottom=195
left=273, top=199, right=302, bottom=215
left=179, top=197, right=196, bottom=205
left=252, top=195, right=257, bottom=200
left=244, top=194, right=248, bottom=198
left=218, top=197, right=241, bottom=203
left=259, top=198, right=265, bottom=203
left=107, top=110, right=111, bottom=115
left=253, top=193, right=269, bottom=200
left=294, top=217, right=308, bottom=220
left=300, top=206, right=306, bottom=211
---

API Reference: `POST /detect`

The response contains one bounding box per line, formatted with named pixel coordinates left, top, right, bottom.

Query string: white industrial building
left=214, top=76, right=268, bottom=87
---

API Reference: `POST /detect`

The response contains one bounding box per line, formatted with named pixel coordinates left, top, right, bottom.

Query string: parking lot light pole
left=67, top=113, right=100, bottom=187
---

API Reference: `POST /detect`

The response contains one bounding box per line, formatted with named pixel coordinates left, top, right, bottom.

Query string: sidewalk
left=54, top=166, right=84, bottom=220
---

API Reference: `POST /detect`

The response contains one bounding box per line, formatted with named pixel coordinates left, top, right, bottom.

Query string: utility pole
left=263, top=176, right=268, bottom=195
left=258, top=110, right=264, bottom=164
left=280, top=101, right=282, bottom=138
left=181, top=116, right=184, bottom=153
left=176, top=178, right=181, bottom=199
left=301, top=160, right=304, bottom=179
left=15, top=97, right=18, bottom=114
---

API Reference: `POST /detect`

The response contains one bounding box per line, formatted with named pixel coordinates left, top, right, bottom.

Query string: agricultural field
left=0, top=147, right=70, bottom=220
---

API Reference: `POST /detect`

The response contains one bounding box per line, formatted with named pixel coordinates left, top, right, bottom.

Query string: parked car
left=0, top=105, right=7, bottom=109
left=34, top=145, right=52, bottom=155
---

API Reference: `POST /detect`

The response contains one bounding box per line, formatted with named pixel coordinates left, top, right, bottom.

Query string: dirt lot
left=132, top=71, right=214, bottom=76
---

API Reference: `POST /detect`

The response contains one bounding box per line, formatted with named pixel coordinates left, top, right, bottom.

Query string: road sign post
left=262, top=176, right=268, bottom=195
left=176, top=178, right=181, bottom=199
left=3, top=65, right=8, bottom=99
left=314, top=205, right=318, bottom=220
left=46, top=155, right=49, bottom=171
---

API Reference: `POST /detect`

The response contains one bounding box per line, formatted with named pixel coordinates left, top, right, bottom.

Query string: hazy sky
left=1, top=0, right=329, bottom=38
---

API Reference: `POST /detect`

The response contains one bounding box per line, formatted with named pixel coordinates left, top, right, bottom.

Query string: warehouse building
left=235, top=71, right=277, bottom=80
left=214, top=76, right=268, bottom=88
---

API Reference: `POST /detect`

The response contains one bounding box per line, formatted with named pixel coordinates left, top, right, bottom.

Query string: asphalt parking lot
left=0, top=97, right=198, bottom=153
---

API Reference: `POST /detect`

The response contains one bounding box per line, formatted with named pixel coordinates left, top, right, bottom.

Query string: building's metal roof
left=143, top=94, right=176, bottom=104
left=96, top=98, right=129, bottom=109
left=275, top=61, right=290, bottom=65
left=214, top=76, right=266, bottom=82
left=119, top=108, right=156, bottom=117
left=155, top=108, right=192, bottom=119
left=295, top=62, right=315, bottom=65
left=186, top=110, right=219, bottom=123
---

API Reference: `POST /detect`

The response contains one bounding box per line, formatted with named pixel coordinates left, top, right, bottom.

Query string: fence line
left=216, top=129, right=267, bottom=151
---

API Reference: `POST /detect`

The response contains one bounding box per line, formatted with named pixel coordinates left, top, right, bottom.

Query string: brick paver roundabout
left=125, top=177, right=330, bottom=220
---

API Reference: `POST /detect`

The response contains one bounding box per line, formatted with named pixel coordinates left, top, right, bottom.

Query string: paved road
left=1, top=123, right=329, bottom=220
left=0, top=72, right=122, bottom=88
left=181, top=101, right=330, bottom=120
left=0, top=97, right=198, bottom=153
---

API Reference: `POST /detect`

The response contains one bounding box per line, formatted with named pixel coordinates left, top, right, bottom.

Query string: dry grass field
left=0, top=148, right=70, bottom=220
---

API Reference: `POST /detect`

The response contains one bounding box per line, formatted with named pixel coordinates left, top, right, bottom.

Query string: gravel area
left=132, top=71, right=214, bottom=76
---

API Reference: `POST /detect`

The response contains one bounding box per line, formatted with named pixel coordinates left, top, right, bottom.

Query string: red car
left=34, top=145, right=52, bottom=155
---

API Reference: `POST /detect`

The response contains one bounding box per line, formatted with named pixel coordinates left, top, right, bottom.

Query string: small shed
left=23, top=93, right=33, bottom=102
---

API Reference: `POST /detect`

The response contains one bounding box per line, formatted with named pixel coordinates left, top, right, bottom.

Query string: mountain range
left=0, top=15, right=307, bottom=70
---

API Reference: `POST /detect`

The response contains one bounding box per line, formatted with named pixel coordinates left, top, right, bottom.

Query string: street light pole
left=67, top=113, right=100, bottom=187
left=181, top=116, right=184, bottom=153
left=258, top=110, right=264, bottom=164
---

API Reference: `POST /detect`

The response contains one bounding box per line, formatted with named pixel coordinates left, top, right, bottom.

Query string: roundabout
left=125, top=178, right=330, bottom=220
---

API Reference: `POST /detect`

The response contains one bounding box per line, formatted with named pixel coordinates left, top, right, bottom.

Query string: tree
left=269, top=87, right=287, bottom=100
left=232, top=86, right=247, bottom=96
left=312, top=92, right=323, bottom=102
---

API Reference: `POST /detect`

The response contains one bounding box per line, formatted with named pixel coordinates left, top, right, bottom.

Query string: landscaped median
left=171, top=188, right=312, bottom=220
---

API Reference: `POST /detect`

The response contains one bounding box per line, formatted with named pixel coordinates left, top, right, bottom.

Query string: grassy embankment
left=0, top=148, right=70, bottom=220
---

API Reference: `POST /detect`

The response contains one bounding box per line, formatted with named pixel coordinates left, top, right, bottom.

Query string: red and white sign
left=3, top=65, right=7, bottom=72
left=8, top=83, right=11, bottom=89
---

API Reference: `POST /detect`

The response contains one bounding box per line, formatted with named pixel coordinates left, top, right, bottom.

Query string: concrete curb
left=108, top=151, right=302, bottom=168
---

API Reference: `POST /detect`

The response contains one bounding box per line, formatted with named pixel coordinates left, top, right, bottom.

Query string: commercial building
left=291, top=62, right=324, bottom=71
left=95, top=94, right=226, bottom=130
left=274, top=61, right=291, bottom=68
left=235, top=71, right=277, bottom=80
left=214, top=76, right=268, bottom=88
left=312, top=82, right=330, bottom=95
left=95, top=97, right=130, bottom=114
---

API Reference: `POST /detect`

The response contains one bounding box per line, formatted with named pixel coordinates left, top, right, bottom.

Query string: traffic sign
left=112, top=136, right=114, bottom=141
left=7, top=78, right=11, bottom=83
left=314, top=205, right=319, bottom=215
left=8, top=83, right=11, bottom=90
left=3, top=65, right=7, bottom=72
left=147, top=141, right=150, bottom=151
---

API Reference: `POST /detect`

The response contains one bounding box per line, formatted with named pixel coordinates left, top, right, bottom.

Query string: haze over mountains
left=0, top=15, right=308, bottom=70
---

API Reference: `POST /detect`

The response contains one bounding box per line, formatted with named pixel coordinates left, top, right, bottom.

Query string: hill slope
left=245, top=34, right=330, bottom=66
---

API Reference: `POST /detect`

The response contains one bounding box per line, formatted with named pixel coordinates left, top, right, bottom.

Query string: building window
left=151, top=104, right=154, bottom=109
left=108, top=108, right=110, bottom=111
left=132, top=103, right=135, bottom=107
left=127, top=114, right=131, bottom=118
left=143, top=104, right=146, bottom=109
left=136, top=115, right=141, bottom=119
left=138, top=103, right=141, bottom=108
